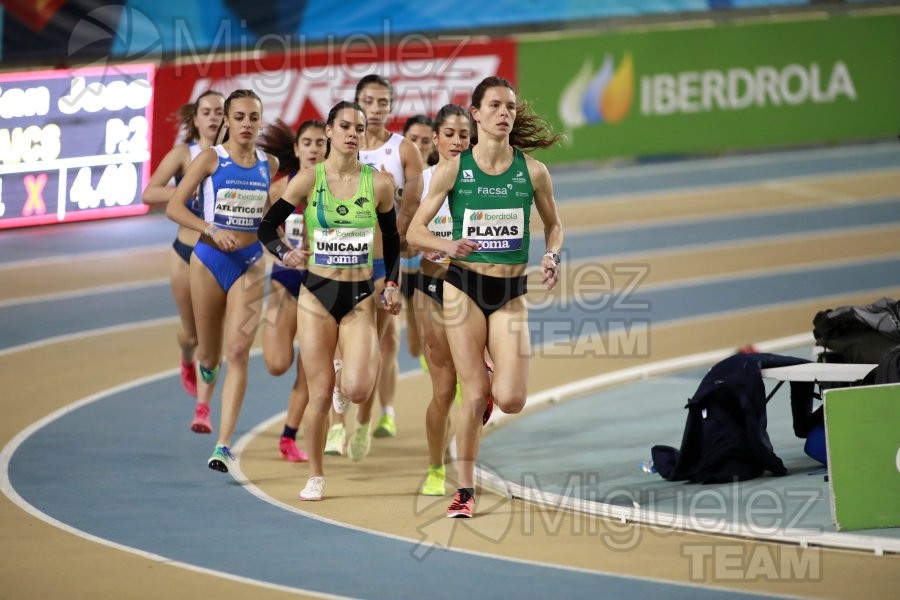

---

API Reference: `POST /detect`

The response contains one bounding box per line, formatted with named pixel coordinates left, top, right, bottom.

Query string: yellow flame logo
left=559, top=52, right=634, bottom=140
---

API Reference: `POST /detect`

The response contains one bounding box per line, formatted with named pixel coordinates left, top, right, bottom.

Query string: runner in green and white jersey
left=258, top=101, right=400, bottom=502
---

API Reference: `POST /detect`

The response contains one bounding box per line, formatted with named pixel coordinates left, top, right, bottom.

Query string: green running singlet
left=306, top=162, right=377, bottom=269
left=449, top=148, right=534, bottom=265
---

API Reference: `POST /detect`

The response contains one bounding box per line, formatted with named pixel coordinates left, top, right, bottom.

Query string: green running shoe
left=421, top=465, right=446, bottom=496
left=198, top=363, right=219, bottom=384
left=324, top=424, right=345, bottom=456
left=373, top=413, right=396, bottom=438
left=207, top=444, right=235, bottom=473
left=348, top=422, right=371, bottom=462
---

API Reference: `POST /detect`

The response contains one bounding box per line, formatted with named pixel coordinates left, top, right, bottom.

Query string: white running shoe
left=299, top=476, right=325, bottom=501
left=332, top=386, right=351, bottom=414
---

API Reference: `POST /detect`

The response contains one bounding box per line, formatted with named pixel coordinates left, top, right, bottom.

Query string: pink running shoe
left=279, top=436, right=309, bottom=462
left=447, top=489, right=475, bottom=518
left=190, top=402, right=212, bottom=434
left=181, top=360, right=198, bottom=397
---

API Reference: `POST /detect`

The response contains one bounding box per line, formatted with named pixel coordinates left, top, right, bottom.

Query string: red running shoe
left=279, top=436, right=309, bottom=462
left=447, top=489, right=475, bottom=518
left=190, top=402, right=212, bottom=434
left=181, top=360, right=198, bottom=397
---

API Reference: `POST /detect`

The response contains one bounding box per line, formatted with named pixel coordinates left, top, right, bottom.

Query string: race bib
left=213, top=187, right=267, bottom=230
left=312, top=227, right=374, bottom=267
left=426, top=204, right=453, bottom=265
left=461, top=207, right=524, bottom=252
left=284, top=213, right=305, bottom=247
left=427, top=213, right=453, bottom=240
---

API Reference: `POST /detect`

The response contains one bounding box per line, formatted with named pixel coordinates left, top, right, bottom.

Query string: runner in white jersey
left=327, top=74, right=422, bottom=462
left=399, top=114, right=436, bottom=369
left=398, top=104, right=473, bottom=496
left=142, top=90, right=224, bottom=425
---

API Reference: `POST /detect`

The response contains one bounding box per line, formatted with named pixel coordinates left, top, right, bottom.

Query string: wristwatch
left=544, top=251, right=561, bottom=266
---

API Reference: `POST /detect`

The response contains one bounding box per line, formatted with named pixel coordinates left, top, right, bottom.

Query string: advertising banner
left=151, top=38, right=517, bottom=169
left=825, top=383, right=900, bottom=531
left=0, top=64, right=154, bottom=229
left=517, top=14, right=900, bottom=163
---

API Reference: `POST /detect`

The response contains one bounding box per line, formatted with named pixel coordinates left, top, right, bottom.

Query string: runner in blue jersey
left=167, top=89, right=280, bottom=474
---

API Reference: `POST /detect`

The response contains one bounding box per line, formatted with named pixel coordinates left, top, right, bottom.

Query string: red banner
left=151, top=38, right=516, bottom=169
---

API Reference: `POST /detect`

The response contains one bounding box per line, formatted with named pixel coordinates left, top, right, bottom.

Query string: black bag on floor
left=651, top=353, right=814, bottom=484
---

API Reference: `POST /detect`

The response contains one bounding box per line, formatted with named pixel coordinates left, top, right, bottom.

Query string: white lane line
left=577, top=253, right=900, bottom=298
left=560, top=221, right=900, bottom=259
left=0, top=359, right=351, bottom=600
left=556, top=169, right=900, bottom=209
left=0, top=243, right=169, bottom=272
left=3, top=243, right=896, bottom=359
left=2, top=215, right=897, bottom=312
left=0, top=317, right=179, bottom=358
left=560, top=193, right=900, bottom=234
left=549, top=143, right=900, bottom=185
left=0, top=357, right=787, bottom=599
left=0, top=278, right=170, bottom=309
left=761, top=180, right=858, bottom=202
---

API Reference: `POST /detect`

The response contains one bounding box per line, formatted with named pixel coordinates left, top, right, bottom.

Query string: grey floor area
left=479, top=346, right=900, bottom=551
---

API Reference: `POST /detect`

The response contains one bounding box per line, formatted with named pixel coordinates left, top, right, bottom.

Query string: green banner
left=517, top=13, right=900, bottom=163
left=825, top=383, right=900, bottom=532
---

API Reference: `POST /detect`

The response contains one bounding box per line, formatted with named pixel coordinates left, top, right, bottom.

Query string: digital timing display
left=0, top=64, right=155, bottom=229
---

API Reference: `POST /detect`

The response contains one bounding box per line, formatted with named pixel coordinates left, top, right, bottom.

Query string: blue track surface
left=5, top=143, right=898, bottom=598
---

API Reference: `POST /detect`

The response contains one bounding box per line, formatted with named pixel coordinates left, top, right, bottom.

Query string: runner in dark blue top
left=167, top=89, right=280, bottom=475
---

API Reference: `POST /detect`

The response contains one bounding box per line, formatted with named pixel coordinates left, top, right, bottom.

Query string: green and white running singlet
left=306, top=162, right=377, bottom=268
left=449, top=148, right=534, bottom=265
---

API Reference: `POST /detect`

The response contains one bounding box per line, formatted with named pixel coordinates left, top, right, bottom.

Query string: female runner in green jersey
left=407, top=77, right=564, bottom=518
left=258, top=101, right=400, bottom=501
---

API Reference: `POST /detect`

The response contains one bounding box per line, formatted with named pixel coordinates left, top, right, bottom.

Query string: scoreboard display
left=0, top=64, right=155, bottom=230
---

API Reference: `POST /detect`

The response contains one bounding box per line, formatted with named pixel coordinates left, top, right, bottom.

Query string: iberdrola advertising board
left=518, top=13, right=900, bottom=162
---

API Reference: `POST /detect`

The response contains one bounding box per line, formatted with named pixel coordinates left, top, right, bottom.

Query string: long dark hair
left=175, top=90, right=224, bottom=143
left=431, top=104, right=472, bottom=165
left=470, top=76, right=563, bottom=151
left=403, top=114, right=437, bottom=166
left=258, top=119, right=325, bottom=176
left=324, top=100, right=366, bottom=158
left=433, top=104, right=472, bottom=131
left=354, top=74, right=393, bottom=105
left=216, top=88, right=263, bottom=145
left=403, top=114, right=431, bottom=134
